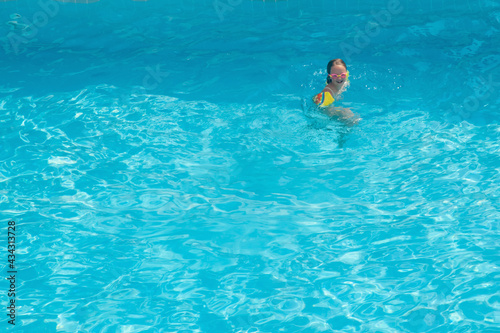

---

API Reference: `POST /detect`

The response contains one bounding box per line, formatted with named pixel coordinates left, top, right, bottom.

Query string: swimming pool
left=1, top=0, right=499, bottom=332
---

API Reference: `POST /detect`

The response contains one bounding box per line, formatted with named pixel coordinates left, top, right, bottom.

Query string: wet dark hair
left=326, top=58, right=347, bottom=84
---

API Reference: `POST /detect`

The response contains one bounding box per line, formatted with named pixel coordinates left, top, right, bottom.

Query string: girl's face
left=329, top=65, right=348, bottom=85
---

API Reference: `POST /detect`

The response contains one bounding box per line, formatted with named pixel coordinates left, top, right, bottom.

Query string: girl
left=313, top=58, right=357, bottom=123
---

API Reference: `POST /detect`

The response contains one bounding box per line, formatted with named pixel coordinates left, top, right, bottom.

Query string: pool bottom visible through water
left=1, top=0, right=499, bottom=332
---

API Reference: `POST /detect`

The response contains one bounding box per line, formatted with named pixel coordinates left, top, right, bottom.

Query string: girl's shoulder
left=313, top=87, right=335, bottom=107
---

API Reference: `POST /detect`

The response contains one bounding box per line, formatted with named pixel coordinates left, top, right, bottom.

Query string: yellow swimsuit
left=313, top=90, right=335, bottom=107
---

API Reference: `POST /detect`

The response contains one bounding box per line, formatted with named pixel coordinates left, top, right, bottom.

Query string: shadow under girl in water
left=312, top=58, right=359, bottom=147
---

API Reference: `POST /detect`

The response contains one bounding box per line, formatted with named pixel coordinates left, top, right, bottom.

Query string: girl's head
left=326, top=58, right=349, bottom=85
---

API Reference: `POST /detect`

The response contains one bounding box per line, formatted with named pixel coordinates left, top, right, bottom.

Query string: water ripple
left=2, top=1, right=500, bottom=331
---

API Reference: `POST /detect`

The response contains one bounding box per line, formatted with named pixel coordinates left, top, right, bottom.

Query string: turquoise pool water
left=1, top=0, right=499, bottom=332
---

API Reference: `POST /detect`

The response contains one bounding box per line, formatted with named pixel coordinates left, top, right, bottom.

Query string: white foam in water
left=338, top=252, right=364, bottom=265
left=48, top=156, right=77, bottom=166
